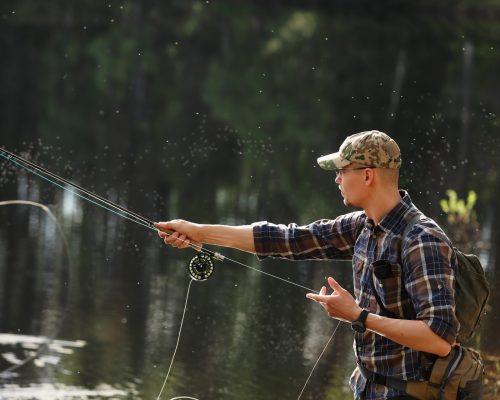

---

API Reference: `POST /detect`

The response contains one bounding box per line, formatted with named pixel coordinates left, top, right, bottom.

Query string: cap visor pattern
left=317, top=152, right=350, bottom=170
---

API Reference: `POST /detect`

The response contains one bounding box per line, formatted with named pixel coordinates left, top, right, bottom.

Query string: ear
left=364, top=168, right=375, bottom=186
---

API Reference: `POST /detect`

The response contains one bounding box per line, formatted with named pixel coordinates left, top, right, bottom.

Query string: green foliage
left=440, top=189, right=477, bottom=223
left=202, top=9, right=334, bottom=147
left=440, top=189, right=481, bottom=253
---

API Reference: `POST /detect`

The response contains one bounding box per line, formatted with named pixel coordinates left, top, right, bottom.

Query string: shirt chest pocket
left=371, top=260, right=404, bottom=313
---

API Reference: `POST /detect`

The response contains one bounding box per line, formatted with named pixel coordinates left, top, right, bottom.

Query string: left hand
left=306, top=277, right=362, bottom=323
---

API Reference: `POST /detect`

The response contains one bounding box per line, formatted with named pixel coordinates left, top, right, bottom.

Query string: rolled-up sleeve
left=252, top=211, right=366, bottom=261
left=403, top=230, right=459, bottom=344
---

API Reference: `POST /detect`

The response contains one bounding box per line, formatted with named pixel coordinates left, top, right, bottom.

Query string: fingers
left=155, top=220, right=189, bottom=249
left=306, top=277, right=342, bottom=302
left=154, top=221, right=176, bottom=234
left=327, top=276, right=343, bottom=292
left=305, top=286, right=327, bottom=307
left=306, top=293, right=330, bottom=303
left=159, top=230, right=191, bottom=249
left=155, top=220, right=204, bottom=252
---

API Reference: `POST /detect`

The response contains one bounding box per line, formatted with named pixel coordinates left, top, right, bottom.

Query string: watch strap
left=351, top=309, right=370, bottom=333
left=357, top=309, right=369, bottom=324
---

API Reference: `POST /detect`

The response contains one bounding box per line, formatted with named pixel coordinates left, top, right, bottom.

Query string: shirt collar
left=373, top=190, right=415, bottom=235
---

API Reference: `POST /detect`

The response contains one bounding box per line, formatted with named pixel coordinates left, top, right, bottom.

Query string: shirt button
left=438, top=284, right=442, bottom=289
left=379, top=283, right=383, bottom=288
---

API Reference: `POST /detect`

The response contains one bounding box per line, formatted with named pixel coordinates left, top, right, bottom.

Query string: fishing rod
left=0, top=146, right=331, bottom=400
left=0, top=147, right=319, bottom=292
left=0, top=147, right=221, bottom=281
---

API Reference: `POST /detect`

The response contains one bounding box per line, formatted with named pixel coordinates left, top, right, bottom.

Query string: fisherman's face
left=334, top=164, right=367, bottom=207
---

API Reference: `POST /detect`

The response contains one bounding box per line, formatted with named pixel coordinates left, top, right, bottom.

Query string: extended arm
left=156, top=212, right=366, bottom=261
left=155, top=220, right=256, bottom=253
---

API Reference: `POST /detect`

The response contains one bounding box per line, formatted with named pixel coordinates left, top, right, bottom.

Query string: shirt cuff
left=252, top=221, right=273, bottom=260
left=423, top=315, right=458, bottom=345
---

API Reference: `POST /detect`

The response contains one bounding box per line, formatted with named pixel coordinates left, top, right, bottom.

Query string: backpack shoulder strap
left=402, top=213, right=422, bottom=242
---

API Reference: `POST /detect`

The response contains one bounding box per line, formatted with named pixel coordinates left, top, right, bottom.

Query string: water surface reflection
left=0, top=192, right=360, bottom=399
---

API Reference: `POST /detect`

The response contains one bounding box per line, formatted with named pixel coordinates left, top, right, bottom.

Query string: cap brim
left=317, top=152, right=350, bottom=170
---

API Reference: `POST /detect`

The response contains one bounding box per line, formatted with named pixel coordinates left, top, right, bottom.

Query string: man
left=155, top=130, right=459, bottom=399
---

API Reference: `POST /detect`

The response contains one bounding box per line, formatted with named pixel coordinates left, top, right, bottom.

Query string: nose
left=335, top=174, right=341, bottom=185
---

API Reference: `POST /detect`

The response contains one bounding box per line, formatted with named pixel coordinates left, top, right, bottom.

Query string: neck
left=363, top=188, right=401, bottom=225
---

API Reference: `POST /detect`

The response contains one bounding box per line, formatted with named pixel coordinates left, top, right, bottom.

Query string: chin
left=344, top=198, right=360, bottom=208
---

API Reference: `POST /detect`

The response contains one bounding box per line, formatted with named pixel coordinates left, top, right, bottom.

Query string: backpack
left=402, top=214, right=490, bottom=343
left=371, top=214, right=490, bottom=342
left=453, top=250, right=490, bottom=343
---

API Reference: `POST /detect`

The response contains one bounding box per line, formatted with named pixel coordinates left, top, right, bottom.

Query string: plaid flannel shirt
left=252, top=191, right=459, bottom=399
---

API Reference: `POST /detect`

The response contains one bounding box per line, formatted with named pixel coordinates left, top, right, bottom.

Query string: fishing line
left=296, top=321, right=341, bottom=399
left=156, top=279, right=199, bottom=400
left=168, top=397, right=199, bottom=400
left=0, top=200, right=75, bottom=378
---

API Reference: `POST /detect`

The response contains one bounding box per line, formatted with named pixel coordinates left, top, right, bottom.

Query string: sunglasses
left=334, top=167, right=376, bottom=178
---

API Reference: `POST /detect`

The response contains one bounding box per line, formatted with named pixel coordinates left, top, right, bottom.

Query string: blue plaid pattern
left=253, top=191, right=459, bottom=399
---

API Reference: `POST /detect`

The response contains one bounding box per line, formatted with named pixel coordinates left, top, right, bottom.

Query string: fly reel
left=188, top=253, right=215, bottom=281
left=187, top=248, right=224, bottom=281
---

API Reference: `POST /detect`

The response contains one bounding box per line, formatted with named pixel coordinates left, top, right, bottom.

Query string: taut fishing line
left=297, top=320, right=341, bottom=400
left=0, top=147, right=340, bottom=399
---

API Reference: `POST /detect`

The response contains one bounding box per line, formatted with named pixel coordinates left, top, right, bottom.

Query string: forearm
left=365, top=313, right=452, bottom=357
left=200, top=224, right=256, bottom=253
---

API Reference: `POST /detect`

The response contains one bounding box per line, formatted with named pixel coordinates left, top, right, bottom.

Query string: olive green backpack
left=372, top=213, right=490, bottom=342
left=452, top=249, right=490, bottom=343
left=404, top=214, right=490, bottom=343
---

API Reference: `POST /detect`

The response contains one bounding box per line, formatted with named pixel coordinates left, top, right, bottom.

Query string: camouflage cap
left=317, top=130, right=401, bottom=170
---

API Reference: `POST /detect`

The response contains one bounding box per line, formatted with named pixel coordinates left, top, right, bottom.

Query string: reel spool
left=188, top=252, right=215, bottom=281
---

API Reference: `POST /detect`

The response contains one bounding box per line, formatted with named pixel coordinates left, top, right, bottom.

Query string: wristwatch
left=351, top=309, right=370, bottom=333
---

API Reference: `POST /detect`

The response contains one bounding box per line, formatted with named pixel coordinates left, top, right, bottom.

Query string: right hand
left=154, top=219, right=203, bottom=250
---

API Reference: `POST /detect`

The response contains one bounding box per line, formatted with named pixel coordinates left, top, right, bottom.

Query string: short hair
left=377, top=167, right=399, bottom=186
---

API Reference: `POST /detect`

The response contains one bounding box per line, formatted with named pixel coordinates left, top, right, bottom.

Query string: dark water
left=0, top=198, right=358, bottom=399
left=1, top=2, right=500, bottom=399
